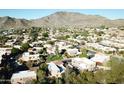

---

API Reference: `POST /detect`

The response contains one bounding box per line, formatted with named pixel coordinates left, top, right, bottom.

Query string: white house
left=5, top=39, right=16, bottom=46
left=5, top=41, right=14, bottom=46
left=71, top=57, right=96, bottom=71
left=0, top=47, right=12, bottom=54
left=55, top=41, right=67, bottom=49
left=13, top=45, right=21, bottom=49
left=31, top=41, right=43, bottom=47
left=100, top=40, right=124, bottom=49
left=66, top=48, right=81, bottom=56
left=53, top=61, right=66, bottom=73
left=11, top=70, right=37, bottom=84
left=90, top=53, right=110, bottom=64
left=47, top=62, right=61, bottom=77
left=44, top=44, right=56, bottom=55
left=33, top=47, right=43, bottom=53
left=22, top=35, right=30, bottom=43
left=20, top=52, right=39, bottom=62
left=86, top=43, right=116, bottom=53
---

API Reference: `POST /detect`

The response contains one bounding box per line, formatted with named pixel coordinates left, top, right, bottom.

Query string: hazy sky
left=0, top=9, right=123, bottom=20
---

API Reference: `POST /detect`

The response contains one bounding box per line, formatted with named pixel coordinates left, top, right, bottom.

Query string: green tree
left=42, top=32, right=49, bottom=38
left=0, top=35, right=9, bottom=45
left=0, top=53, right=15, bottom=83
left=100, top=25, right=106, bottom=29
left=39, top=47, right=48, bottom=63
left=29, top=29, right=38, bottom=42
left=21, top=43, right=31, bottom=52
left=47, top=40, right=55, bottom=45
left=11, top=47, right=21, bottom=55
left=36, top=63, right=48, bottom=83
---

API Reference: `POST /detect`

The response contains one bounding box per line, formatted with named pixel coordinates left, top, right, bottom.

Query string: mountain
left=0, top=11, right=124, bottom=29
left=0, top=16, right=31, bottom=29
left=31, top=12, right=113, bottom=27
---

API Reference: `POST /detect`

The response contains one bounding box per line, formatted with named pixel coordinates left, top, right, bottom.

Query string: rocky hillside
left=32, top=12, right=113, bottom=27
left=0, top=16, right=31, bottom=29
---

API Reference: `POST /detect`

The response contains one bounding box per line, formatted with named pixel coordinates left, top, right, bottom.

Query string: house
left=47, top=47, right=56, bottom=55
left=44, top=44, right=56, bottom=55
left=100, top=40, right=124, bottom=49
left=11, top=70, right=37, bottom=84
left=87, top=50, right=96, bottom=59
left=53, top=61, right=66, bottom=73
left=33, top=47, right=43, bottom=53
left=0, top=47, right=12, bottom=55
left=86, top=43, right=116, bottom=53
left=71, top=57, right=96, bottom=71
left=5, top=38, right=17, bottom=46
left=55, top=41, right=67, bottom=50
left=55, top=41, right=73, bottom=52
left=66, top=48, right=81, bottom=56
left=90, top=53, right=110, bottom=65
left=22, top=35, right=30, bottom=43
left=5, top=41, right=14, bottom=46
left=31, top=41, right=43, bottom=47
left=20, top=52, right=39, bottom=62
left=13, top=45, right=21, bottom=49
left=47, top=62, right=61, bottom=77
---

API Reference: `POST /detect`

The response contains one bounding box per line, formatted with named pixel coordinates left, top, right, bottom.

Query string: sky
left=0, top=9, right=124, bottom=20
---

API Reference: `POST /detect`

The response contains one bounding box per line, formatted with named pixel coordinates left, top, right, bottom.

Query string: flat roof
left=11, top=70, right=36, bottom=79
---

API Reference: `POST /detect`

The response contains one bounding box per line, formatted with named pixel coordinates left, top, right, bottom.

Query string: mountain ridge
left=0, top=11, right=124, bottom=29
